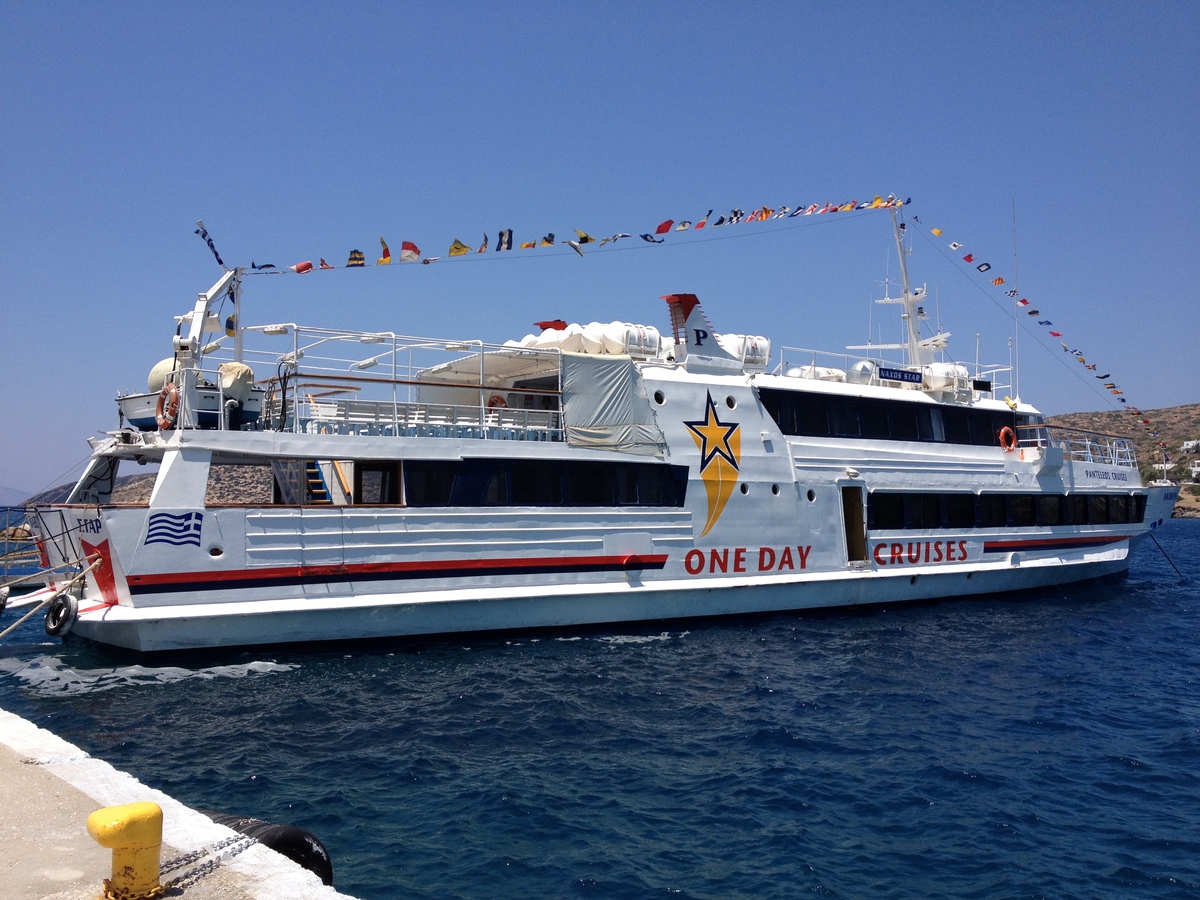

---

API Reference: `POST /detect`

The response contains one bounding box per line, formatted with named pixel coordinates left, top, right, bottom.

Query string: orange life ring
left=486, top=393, right=507, bottom=410
left=998, top=425, right=1017, bottom=453
left=156, top=383, right=180, bottom=430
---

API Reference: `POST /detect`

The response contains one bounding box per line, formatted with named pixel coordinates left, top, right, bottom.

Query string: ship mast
left=851, top=205, right=948, bottom=367
left=887, top=206, right=929, bottom=367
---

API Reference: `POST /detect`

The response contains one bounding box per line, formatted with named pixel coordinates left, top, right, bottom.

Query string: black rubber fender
left=44, top=593, right=78, bottom=637
left=198, top=809, right=333, bottom=885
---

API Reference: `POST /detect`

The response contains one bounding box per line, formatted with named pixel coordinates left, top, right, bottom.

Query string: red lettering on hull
left=685, top=545, right=814, bottom=575
left=873, top=539, right=971, bottom=567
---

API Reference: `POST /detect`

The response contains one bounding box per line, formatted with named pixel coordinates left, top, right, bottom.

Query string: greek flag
left=145, top=511, right=203, bottom=547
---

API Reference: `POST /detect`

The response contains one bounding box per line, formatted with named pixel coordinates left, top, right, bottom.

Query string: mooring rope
left=0, top=555, right=99, bottom=642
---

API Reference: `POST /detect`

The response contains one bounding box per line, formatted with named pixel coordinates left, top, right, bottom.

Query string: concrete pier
left=0, top=707, right=356, bottom=900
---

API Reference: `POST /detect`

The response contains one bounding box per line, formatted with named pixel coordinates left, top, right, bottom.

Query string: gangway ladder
left=306, top=461, right=332, bottom=505
left=271, top=459, right=333, bottom=505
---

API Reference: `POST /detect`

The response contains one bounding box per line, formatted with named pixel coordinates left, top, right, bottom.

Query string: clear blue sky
left=2, top=3, right=1197, bottom=495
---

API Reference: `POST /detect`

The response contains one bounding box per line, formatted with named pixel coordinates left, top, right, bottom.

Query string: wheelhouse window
left=757, top=386, right=1015, bottom=448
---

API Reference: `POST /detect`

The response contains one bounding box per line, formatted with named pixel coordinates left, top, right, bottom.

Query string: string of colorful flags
left=205, top=195, right=1155, bottom=437
left=913, top=216, right=1160, bottom=437
left=237, top=194, right=907, bottom=274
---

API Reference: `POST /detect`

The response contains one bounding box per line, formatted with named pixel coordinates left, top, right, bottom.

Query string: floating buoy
left=998, top=425, right=1017, bottom=453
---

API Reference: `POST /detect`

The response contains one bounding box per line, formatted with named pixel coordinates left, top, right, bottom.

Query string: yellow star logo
left=684, top=392, right=741, bottom=536
left=684, top=393, right=740, bottom=473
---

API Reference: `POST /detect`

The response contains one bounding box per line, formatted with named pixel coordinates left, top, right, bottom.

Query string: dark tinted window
left=511, top=461, right=562, bottom=505
left=1067, top=495, right=1090, bottom=525
left=1037, top=495, right=1063, bottom=526
left=1131, top=494, right=1147, bottom=522
left=870, top=493, right=905, bottom=529
left=907, top=494, right=942, bottom=528
left=942, top=408, right=971, bottom=445
left=796, top=394, right=830, bottom=436
left=980, top=494, right=1007, bottom=527
left=405, top=461, right=457, bottom=506
left=969, top=413, right=996, bottom=446
left=1109, top=494, right=1129, bottom=524
left=860, top=400, right=890, bottom=440
left=566, top=463, right=614, bottom=506
left=946, top=494, right=976, bottom=528
left=1008, top=495, right=1035, bottom=527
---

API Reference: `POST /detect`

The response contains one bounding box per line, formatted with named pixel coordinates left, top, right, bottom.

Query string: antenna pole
left=1011, top=199, right=1020, bottom=400
left=889, top=205, right=926, bottom=367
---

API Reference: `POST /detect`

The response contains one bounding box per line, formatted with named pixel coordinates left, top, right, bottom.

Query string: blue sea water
left=1, top=521, right=1198, bottom=899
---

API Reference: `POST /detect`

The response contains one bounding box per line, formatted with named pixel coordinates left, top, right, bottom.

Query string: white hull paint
left=21, top=209, right=1177, bottom=653
left=69, top=547, right=1132, bottom=653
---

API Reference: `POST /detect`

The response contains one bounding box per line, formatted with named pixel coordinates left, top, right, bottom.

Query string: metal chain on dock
left=100, top=834, right=259, bottom=899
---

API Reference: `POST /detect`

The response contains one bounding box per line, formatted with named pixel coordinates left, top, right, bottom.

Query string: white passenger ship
left=14, top=210, right=1178, bottom=651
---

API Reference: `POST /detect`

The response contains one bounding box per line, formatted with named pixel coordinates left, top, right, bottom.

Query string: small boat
left=14, top=207, right=1178, bottom=652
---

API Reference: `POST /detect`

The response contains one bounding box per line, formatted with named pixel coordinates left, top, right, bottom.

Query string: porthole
left=208, top=546, right=224, bottom=558
left=725, top=395, right=736, bottom=409
left=806, top=489, right=816, bottom=502
left=771, top=484, right=780, bottom=496
left=740, top=483, right=749, bottom=495
left=653, top=390, right=665, bottom=405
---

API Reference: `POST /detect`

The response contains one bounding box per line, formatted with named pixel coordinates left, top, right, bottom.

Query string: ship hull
left=66, top=542, right=1132, bottom=653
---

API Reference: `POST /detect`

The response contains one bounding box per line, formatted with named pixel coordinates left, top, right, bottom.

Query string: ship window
left=889, top=405, right=921, bottom=442
left=566, top=462, right=614, bottom=505
left=405, top=461, right=456, bottom=507
left=860, top=490, right=1136, bottom=533
left=1065, top=495, right=1089, bottom=525
left=759, top=390, right=791, bottom=433
left=915, top=407, right=935, bottom=442
left=869, top=493, right=904, bottom=530
left=481, top=468, right=509, bottom=506
left=945, top=494, right=976, bottom=528
left=356, top=462, right=401, bottom=505
left=860, top=400, right=890, bottom=440
left=1008, top=495, right=1036, bottom=527
left=1017, top=414, right=1049, bottom=446
left=941, top=408, right=971, bottom=445
left=511, top=460, right=562, bottom=505
left=969, top=413, right=996, bottom=447
left=796, top=394, right=830, bottom=436
left=616, top=466, right=639, bottom=504
left=1108, top=494, right=1129, bottom=524
left=638, top=466, right=665, bottom=505
left=204, top=463, right=273, bottom=506
left=1037, top=495, right=1063, bottom=526
left=828, top=398, right=861, bottom=437
left=980, top=494, right=1006, bottom=527
left=906, top=494, right=942, bottom=528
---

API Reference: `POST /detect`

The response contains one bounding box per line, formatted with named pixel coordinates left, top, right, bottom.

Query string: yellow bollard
left=86, top=801, right=163, bottom=898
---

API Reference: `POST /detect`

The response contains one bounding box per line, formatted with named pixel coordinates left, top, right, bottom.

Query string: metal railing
left=773, top=345, right=1013, bottom=397
left=288, top=396, right=564, bottom=441
left=1026, top=425, right=1139, bottom=468
left=169, top=323, right=567, bottom=441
